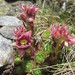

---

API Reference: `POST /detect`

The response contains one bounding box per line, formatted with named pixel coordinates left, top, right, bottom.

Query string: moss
left=0, top=7, right=9, bottom=14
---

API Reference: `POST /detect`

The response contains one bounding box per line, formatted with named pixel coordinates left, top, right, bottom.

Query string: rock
left=9, top=1, right=32, bottom=6
left=6, top=1, right=32, bottom=17
left=0, top=26, right=17, bottom=39
left=0, top=0, right=6, bottom=5
left=0, top=35, right=14, bottom=67
left=0, top=42, right=14, bottom=67
left=0, top=16, right=22, bottom=26
left=0, top=35, right=12, bottom=44
left=0, top=5, right=9, bottom=15
left=7, top=6, right=18, bottom=16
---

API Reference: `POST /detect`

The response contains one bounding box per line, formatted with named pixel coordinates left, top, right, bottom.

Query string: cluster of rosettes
left=13, top=26, right=32, bottom=55
left=20, top=4, right=39, bottom=23
left=13, top=4, right=75, bottom=75
left=50, top=24, right=75, bottom=46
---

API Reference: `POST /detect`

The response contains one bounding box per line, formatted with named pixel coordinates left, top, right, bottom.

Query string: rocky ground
left=0, top=0, right=33, bottom=74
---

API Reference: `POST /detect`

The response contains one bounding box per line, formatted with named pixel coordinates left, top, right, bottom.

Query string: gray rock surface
left=0, top=42, right=14, bottom=67
left=0, top=0, right=32, bottom=16
left=0, top=35, right=14, bottom=67
left=0, top=5, right=9, bottom=15
left=0, top=0, right=33, bottom=68
left=0, top=26, right=16, bottom=39
left=0, top=16, right=22, bottom=26
left=0, top=35, right=12, bottom=44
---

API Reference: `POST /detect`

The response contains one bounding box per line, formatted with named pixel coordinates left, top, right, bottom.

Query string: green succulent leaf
left=15, top=57, right=22, bottom=65
left=33, top=69, right=42, bottom=75
left=22, top=60, right=35, bottom=73
left=43, top=41, right=52, bottom=56
left=32, top=66, right=42, bottom=75
left=34, top=51, right=45, bottom=64
left=42, top=28, right=51, bottom=40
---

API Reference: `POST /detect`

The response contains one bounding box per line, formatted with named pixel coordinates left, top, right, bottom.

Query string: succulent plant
left=32, top=69, right=42, bottom=75
left=15, top=57, right=22, bottom=65
left=32, top=66, right=42, bottom=75
left=34, top=51, right=45, bottom=64
left=22, top=60, right=35, bottom=73
left=12, top=3, right=75, bottom=75
left=15, top=66, right=23, bottom=75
